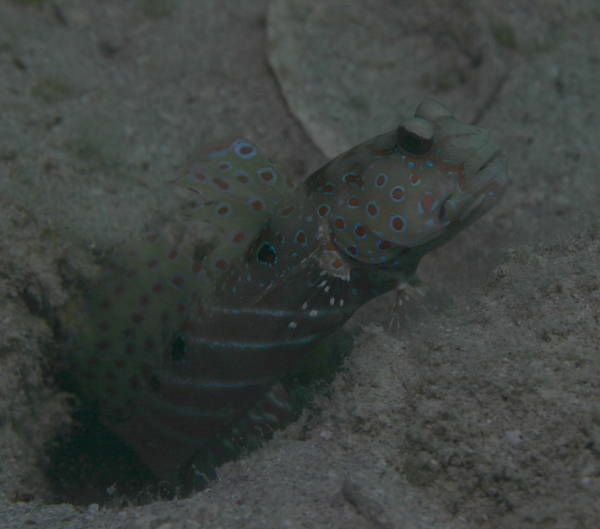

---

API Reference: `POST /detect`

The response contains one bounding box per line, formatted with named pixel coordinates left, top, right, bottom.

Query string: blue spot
left=408, top=161, right=415, bottom=168
left=324, top=182, right=335, bottom=195
left=318, top=203, right=331, bottom=218
left=426, top=219, right=436, bottom=227
left=294, top=230, right=308, bottom=247
left=232, top=286, right=237, bottom=293
left=217, top=161, right=233, bottom=172
left=375, top=173, right=388, bottom=188
left=435, top=148, right=442, bottom=156
left=247, top=275, right=252, bottom=281
left=390, top=186, right=406, bottom=203
left=354, top=223, right=367, bottom=239
left=333, top=216, right=346, bottom=231
left=232, top=139, right=257, bottom=159
left=366, top=201, right=380, bottom=218
left=292, top=252, right=298, bottom=257
left=427, top=160, right=434, bottom=167
left=345, top=244, right=358, bottom=257
left=389, top=215, right=407, bottom=233
left=306, top=216, right=313, bottom=222
left=343, top=172, right=357, bottom=184
left=351, top=288, right=358, bottom=295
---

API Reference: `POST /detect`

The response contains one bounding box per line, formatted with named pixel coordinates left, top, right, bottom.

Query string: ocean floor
left=0, top=0, right=599, bottom=527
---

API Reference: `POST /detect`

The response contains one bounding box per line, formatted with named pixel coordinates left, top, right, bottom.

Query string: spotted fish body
left=65, top=100, right=508, bottom=487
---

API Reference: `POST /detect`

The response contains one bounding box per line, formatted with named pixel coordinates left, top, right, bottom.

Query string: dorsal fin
left=174, top=136, right=295, bottom=277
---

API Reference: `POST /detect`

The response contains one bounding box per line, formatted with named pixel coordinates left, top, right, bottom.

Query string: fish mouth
left=440, top=142, right=508, bottom=225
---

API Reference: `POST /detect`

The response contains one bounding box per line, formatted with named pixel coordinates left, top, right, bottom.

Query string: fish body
left=65, top=99, right=508, bottom=487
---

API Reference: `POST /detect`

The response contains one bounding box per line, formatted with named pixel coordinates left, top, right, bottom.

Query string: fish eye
left=396, top=117, right=434, bottom=156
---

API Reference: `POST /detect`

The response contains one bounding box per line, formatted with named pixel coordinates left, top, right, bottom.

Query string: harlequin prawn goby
left=64, top=99, right=508, bottom=489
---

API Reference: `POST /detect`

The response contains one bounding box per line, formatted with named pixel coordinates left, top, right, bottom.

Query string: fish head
left=310, top=99, right=508, bottom=265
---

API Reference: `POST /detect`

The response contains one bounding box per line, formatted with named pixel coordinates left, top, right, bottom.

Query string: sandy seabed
left=0, top=1, right=599, bottom=527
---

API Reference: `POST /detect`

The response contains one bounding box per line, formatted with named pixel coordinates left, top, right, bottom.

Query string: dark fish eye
left=396, top=117, right=434, bottom=156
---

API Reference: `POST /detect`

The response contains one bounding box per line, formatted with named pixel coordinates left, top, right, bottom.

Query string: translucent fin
left=174, top=136, right=295, bottom=277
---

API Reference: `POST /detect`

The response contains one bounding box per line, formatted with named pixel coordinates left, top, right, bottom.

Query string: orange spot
left=99, top=300, right=112, bottom=311
left=187, top=187, right=201, bottom=194
left=356, top=177, right=365, bottom=187
left=218, top=163, right=229, bottom=171
left=399, top=247, right=411, bottom=255
left=251, top=200, right=263, bottom=211
left=376, top=175, right=386, bottom=187
left=260, top=171, right=274, bottom=182
left=192, top=261, right=202, bottom=274
left=147, top=234, right=159, bottom=243
left=87, top=357, right=100, bottom=366
left=115, top=359, right=126, bottom=368
left=421, top=194, right=436, bottom=212
left=139, top=295, right=149, bottom=307
left=237, top=174, right=249, bottom=184
left=372, top=149, right=392, bottom=156
left=392, top=217, right=404, bottom=231
left=126, top=269, right=138, bottom=279
left=215, top=259, right=229, bottom=270
left=297, top=232, right=306, bottom=244
left=332, top=260, right=343, bottom=269
left=345, top=174, right=356, bottom=184
left=172, top=275, right=184, bottom=287
left=98, top=321, right=109, bottom=332
left=160, top=311, right=170, bottom=323
left=125, top=344, right=135, bottom=354
left=324, top=242, right=336, bottom=251
left=148, top=258, right=159, bottom=269
left=132, top=312, right=143, bottom=324
left=281, top=205, right=295, bottom=216
left=152, top=282, right=163, bottom=293
left=194, top=172, right=207, bottom=181
left=349, top=197, right=359, bottom=207
left=176, top=302, right=186, bottom=315
left=144, top=339, right=155, bottom=350
left=130, top=377, right=140, bottom=390
left=367, top=204, right=378, bottom=216
left=392, top=188, right=404, bottom=200
left=378, top=240, right=392, bottom=250
left=355, top=225, right=366, bottom=237
left=324, top=183, right=335, bottom=193
left=410, top=174, right=420, bottom=184
left=168, top=248, right=179, bottom=260
left=334, top=218, right=345, bottom=230
left=319, top=205, right=330, bottom=217
left=124, top=329, right=134, bottom=338
left=98, top=340, right=109, bottom=351
left=240, top=146, right=253, bottom=155
left=217, top=206, right=229, bottom=215
left=214, top=177, right=229, bottom=190
left=105, top=372, right=116, bottom=382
